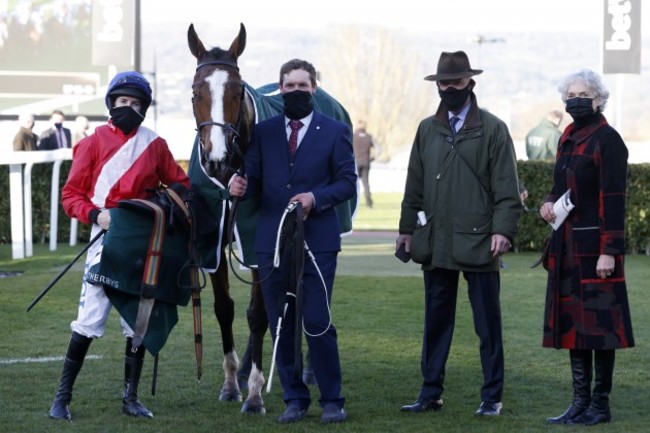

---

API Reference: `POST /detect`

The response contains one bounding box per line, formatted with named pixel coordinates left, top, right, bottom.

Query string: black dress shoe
left=277, top=404, right=306, bottom=424
left=321, top=404, right=347, bottom=424
left=475, top=401, right=502, bottom=416
left=400, top=398, right=443, bottom=413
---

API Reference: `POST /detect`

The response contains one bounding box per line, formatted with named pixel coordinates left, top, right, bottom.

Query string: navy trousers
left=419, top=268, right=504, bottom=403
left=258, top=252, right=345, bottom=410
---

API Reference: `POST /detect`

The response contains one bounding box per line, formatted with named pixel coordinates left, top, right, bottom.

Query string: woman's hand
left=596, top=254, right=615, bottom=279
left=539, top=202, right=555, bottom=224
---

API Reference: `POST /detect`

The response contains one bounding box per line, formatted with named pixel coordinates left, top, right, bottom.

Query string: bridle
left=193, top=59, right=247, bottom=175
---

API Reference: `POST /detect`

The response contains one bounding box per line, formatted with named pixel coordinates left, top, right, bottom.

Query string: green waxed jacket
left=399, top=94, right=523, bottom=272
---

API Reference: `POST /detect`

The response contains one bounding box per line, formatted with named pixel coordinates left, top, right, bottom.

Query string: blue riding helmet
left=105, top=71, right=153, bottom=114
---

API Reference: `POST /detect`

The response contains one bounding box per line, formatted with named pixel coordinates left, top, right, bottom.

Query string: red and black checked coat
left=542, top=112, right=634, bottom=350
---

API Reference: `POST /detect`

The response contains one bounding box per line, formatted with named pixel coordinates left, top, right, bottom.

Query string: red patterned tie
left=288, top=120, right=303, bottom=155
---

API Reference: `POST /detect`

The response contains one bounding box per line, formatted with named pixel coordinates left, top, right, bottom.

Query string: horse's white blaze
left=206, top=69, right=229, bottom=163
left=248, top=362, right=265, bottom=396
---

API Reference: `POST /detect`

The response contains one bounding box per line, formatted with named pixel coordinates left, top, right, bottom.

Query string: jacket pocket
left=572, top=226, right=600, bottom=256
left=410, top=219, right=433, bottom=264
left=452, top=216, right=492, bottom=266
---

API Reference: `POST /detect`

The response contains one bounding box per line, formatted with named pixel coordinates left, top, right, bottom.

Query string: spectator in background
left=352, top=120, right=379, bottom=208
left=38, top=110, right=72, bottom=150
left=12, top=113, right=38, bottom=151
left=72, top=115, right=89, bottom=147
left=525, top=110, right=563, bottom=161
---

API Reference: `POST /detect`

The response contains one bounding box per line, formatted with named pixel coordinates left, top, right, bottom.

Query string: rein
left=225, top=200, right=298, bottom=287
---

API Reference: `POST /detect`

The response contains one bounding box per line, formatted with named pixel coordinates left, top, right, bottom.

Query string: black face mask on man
left=110, top=106, right=145, bottom=135
left=565, top=97, right=595, bottom=121
left=438, top=85, right=471, bottom=112
left=283, top=90, right=314, bottom=120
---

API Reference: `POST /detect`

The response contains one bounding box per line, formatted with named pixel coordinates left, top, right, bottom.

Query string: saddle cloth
left=99, top=191, right=196, bottom=356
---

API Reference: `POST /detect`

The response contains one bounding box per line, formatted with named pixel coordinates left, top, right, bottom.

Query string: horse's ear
left=188, top=23, right=207, bottom=60
left=228, top=23, right=246, bottom=59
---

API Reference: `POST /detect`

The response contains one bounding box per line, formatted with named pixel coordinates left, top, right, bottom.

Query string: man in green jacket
left=525, top=110, right=563, bottom=160
left=396, top=51, right=522, bottom=417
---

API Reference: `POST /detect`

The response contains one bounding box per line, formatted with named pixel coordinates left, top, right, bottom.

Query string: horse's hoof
left=219, top=389, right=242, bottom=402
left=241, top=399, right=266, bottom=415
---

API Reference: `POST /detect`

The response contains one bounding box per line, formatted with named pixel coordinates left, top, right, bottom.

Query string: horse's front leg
left=210, top=257, right=242, bottom=402
left=241, top=270, right=268, bottom=414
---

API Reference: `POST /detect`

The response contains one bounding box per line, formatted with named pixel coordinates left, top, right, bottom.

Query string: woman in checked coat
left=539, top=69, right=634, bottom=427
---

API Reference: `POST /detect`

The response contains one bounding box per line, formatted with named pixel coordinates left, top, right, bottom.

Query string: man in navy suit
left=230, top=59, right=357, bottom=424
left=37, top=110, right=72, bottom=150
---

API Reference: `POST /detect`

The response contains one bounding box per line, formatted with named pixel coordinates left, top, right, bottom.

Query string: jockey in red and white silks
left=61, top=122, right=189, bottom=339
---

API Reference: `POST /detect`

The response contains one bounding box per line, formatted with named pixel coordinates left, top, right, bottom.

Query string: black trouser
left=419, top=269, right=503, bottom=403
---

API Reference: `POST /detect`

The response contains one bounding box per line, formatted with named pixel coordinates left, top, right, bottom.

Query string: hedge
left=516, top=160, right=650, bottom=255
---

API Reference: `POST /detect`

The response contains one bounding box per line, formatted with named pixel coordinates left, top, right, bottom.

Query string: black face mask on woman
left=438, top=85, right=471, bottom=112
left=565, top=97, right=595, bottom=120
left=283, top=90, right=314, bottom=120
left=110, top=106, right=145, bottom=135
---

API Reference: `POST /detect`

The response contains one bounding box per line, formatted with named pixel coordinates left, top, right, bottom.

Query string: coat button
left=286, top=184, right=291, bottom=189
left=472, top=227, right=477, bottom=231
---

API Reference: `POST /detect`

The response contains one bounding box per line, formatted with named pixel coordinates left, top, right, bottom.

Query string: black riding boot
left=547, top=349, right=592, bottom=424
left=122, top=338, right=153, bottom=418
left=569, top=350, right=614, bottom=426
left=49, top=332, right=92, bottom=420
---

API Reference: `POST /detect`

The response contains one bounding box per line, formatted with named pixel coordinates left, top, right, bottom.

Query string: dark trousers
left=419, top=268, right=504, bottom=403
left=258, top=252, right=344, bottom=410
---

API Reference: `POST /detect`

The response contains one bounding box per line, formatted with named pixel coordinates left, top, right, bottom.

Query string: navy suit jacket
left=38, top=126, right=72, bottom=150
left=245, top=111, right=357, bottom=254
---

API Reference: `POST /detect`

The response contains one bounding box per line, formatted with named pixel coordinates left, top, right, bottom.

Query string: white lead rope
left=265, top=202, right=333, bottom=393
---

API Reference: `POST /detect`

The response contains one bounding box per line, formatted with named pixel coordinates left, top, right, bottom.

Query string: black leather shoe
left=277, top=404, right=306, bottom=424
left=400, top=398, right=443, bottom=413
left=322, top=404, right=347, bottom=424
left=49, top=400, right=71, bottom=420
left=475, top=401, right=502, bottom=416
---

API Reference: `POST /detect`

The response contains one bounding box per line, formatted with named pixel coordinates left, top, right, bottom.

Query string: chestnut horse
left=186, top=22, right=356, bottom=415
left=187, top=22, right=266, bottom=414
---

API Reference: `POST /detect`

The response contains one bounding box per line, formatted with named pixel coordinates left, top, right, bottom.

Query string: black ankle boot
left=122, top=338, right=153, bottom=418
left=547, top=349, right=592, bottom=424
left=49, top=332, right=92, bottom=420
left=569, top=350, right=614, bottom=426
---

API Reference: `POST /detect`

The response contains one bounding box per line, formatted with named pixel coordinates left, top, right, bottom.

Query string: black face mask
left=283, top=90, right=314, bottom=120
left=565, top=97, right=595, bottom=120
left=438, top=85, right=471, bottom=111
left=54, top=122, right=63, bottom=129
left=110, top=106, right=145, bottom=135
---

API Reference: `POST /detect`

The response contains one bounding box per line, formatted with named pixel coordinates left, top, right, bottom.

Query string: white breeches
left=70, top=224, right=134, bottom=339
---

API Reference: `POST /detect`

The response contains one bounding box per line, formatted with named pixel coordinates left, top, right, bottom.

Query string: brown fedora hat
left=424, top=51, right=483, bottom=81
